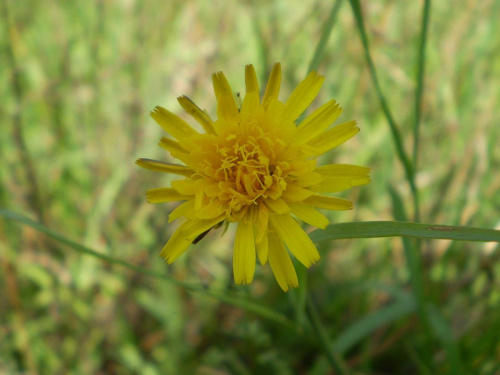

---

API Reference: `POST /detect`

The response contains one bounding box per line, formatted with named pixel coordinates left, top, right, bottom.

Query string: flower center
left=193, top=122, right=291, bottom=215
left=225, top=137, right=287, bottom=200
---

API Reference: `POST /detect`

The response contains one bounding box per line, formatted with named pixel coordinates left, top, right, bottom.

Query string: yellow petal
left=304, top=195, right=353, bottom=211
left=204, top=181, right=221, bottom=197
left=213, top=118, right=228, bottom=135
left=255, top=204, right=269, bottom=243
left=159, top=227, right=192, bottom=264
left=178, top=215, right=224, bottom=238
left=218, top=96, right=240, bottom=122
left=177, top=95, right=215, bottom=134
left=233, top=221, right=256, bottom=285
left=245, top=64, right=259, bottom=94
left=265, top=197, right=290, bottom=214
left=195, top=199, right=225, bottom=219
left=169, top=200, right=195, bottom=222
left=292, top=172, right=323, bottom=187
left=269, top=214, right=320, bottom=267
left=281, top=185, right=315, bottom=202
left=311, top=176, right=371, bottom=193
left=146, top=188, right=191, bottom=204
left=267, top=230, right=298, bottom=292
left=158, top=137, right=188, bottom=154
left=283, top=71, right=324, bottom=122
left=305, top=120, right=359, bottom=156
left=255, top=231, right=269, bottom=265
left=212, top=71, right=239, bottom=121
left=287, top=159, right=316, bottom=176
left=289, top=202, right=329, bottom=229
left=161, top=216, right=223, bottom=263
left=151, top=106, right=197, bottom=140
left=316, top=164, right=371, bottom=177
left=312, top=165, right=371, bottom=193
left=229, top=188, right=250, bottom=205
left=136, top=159, right=194, bottom=177
left=241, top=92, right=260, bottom=114
left=266, top=98, right=286, bottom=123
left=171, top=179, right=195, bottom=195
left=194, top=179, right=206, bottom=211
left=212, top=71, right=234, bottom=100
left=293, top=99, right=342, bottom=144
left=262, top=63, right=281, bottom=110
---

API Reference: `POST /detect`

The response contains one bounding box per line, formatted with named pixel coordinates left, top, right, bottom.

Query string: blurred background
left=1, top=0, right=500, bottom=374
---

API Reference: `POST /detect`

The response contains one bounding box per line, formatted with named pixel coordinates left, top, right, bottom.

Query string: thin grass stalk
left=411, top=0, right=431, bottom=287
left=411, top=3, right=432, bottom=360
left=307, top=0, right=343, bottom=73
left=0, top=209, right=296, bottom=331
left=307, top=296, right=352, bottom=374
left=294, top=0, right=344, bottom=330
left=413, top=0, right=431, bottom=173
left=348, top=0, right=421, bottom=222
left=1, top=0, right=46, bottom=225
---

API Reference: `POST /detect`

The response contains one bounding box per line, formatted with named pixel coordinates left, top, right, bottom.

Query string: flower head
left=137, top=63, right=370, bottom=291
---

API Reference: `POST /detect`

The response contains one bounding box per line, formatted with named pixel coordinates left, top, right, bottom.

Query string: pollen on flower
left=137, top=63, right=370, bottom=291
left=195, top=127, right=290, bottom=210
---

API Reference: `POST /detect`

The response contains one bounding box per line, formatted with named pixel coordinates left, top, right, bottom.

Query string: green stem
left=307, top=0, right=343, bottom=73
left=348, top=0, right=420, bottom=222
left=293, top=264, right=308, bottom=326
left=1, top=0, right=46, bottom=224
left=307, top=296, right=351, bottom=374
left=296, top=0, right=343, bottom=125
left=413, top=0, right=431, bottom=175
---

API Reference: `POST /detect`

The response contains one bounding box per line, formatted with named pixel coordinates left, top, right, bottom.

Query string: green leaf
left=310, top=221, right=500, bottom=243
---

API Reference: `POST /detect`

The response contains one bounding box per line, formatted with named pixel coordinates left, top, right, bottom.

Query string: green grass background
left=1, top=0, right=500, bottom=374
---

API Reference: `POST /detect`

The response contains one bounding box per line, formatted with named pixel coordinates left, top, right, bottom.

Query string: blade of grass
left=310, top=221, right=500, bottom=242
left=299, top=0, right=343, bottom=329
left=291, top=263, right=308, bottom=328
left=0, top=209, right=295, bottom=330
left=333, top=295, right=416, bottom=355
left=425, top=305, right=464, bottom=374
left=348, top=0, right=420, bottom=222
left=1, top=0, right=46, bottom=224
left=307, top=0, right=343, bottom=73
left=307, top=296, right=352, bottom=375
left=389, top=186, right=424, bottom=306
left=389, top=186, right=432, bottom=367
left=404, top=342, right=434, bottom=375
left=413, top=0, right=431, bottom=169
left=296, top=0, right=343, bottom=126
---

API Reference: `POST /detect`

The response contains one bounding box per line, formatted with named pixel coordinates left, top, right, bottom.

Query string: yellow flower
left=137, top=63, right=370, bottom=291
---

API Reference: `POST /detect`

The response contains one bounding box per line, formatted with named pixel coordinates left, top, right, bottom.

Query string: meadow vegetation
left=1, top=0, right=500, bottom=373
